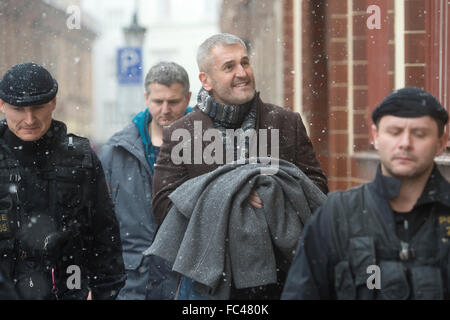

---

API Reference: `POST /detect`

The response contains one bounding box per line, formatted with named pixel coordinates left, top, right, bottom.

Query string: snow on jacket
left=99, top=119, right=177, bottom=299
left=145, top=157, right=326, bottom=299
left=152, top=97, right=329, bottom=226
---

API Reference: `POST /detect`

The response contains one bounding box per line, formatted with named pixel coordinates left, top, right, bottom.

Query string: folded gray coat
left=144, top=157, right=326, bottom=299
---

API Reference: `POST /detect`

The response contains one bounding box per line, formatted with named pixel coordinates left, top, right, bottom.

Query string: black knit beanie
left=372, top=87, right=448, bottom=125
left=0, top=62, right=58, bottom=106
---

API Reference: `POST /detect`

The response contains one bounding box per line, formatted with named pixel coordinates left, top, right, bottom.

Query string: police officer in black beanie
left=282, top=87, right=450, bottom=300
left=0, top=62, right=125, bottom=299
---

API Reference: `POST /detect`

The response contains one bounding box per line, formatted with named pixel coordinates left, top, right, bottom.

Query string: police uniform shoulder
left=314, top=188, right=365, bottom=243
left=63, top=133, right=95, bottom=156
left=65, top=133, right=89, bottom=145
left=331, top=184, right=365, bottom=196
left=321, top=185, right=365, bottom=211
left=66, top=132, right=86, bottom=139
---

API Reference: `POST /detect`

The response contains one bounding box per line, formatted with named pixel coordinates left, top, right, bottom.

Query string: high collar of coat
left=371, top=164, right=450, bottom=208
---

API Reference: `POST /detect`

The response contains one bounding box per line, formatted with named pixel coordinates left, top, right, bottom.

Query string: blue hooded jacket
left=99, top=106, right=192, bottom=299
left=132, top=107, right=193, bottom=172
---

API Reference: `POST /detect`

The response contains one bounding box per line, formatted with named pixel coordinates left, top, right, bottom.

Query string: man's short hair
left=144, top=62, right=190, bottom=97
left=197, top=33, right=248, bottom=73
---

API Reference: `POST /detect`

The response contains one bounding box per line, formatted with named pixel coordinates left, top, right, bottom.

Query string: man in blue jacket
left=99, top=62, right=193, bottom=300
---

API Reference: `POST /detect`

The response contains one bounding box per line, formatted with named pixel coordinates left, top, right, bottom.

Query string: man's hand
left=248, top=189, right=264, bottom=209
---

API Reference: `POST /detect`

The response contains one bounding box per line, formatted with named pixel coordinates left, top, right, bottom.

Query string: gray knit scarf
left=197, top=88, right=257, bottom=161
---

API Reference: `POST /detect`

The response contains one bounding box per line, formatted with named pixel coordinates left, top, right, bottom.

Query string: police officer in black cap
left=282, top=87, right=450, bottom=300
left=0, top=62, right=125, bottom=299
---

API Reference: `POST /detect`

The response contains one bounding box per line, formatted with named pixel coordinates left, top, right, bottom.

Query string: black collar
left=371, top=164, right=450, bottom=208
left=0, top=120, right=68, bottom=167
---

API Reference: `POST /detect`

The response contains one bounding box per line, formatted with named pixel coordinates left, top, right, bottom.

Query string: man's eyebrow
left=221, top=60, right=235, bottom=67
left=385, top=125, right=431, bottom=131
left=410, top=127, right=431, bottom=132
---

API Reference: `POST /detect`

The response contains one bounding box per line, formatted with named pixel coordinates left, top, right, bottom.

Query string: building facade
left=83, top=0, right=221, bottom=144
left=141, top=0, right=221, bottom=111
left=221, top=0, right=450, bottom=190
left=0, top=0, right=96, bottom=138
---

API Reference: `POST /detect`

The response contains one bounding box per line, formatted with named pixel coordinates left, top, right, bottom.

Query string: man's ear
left=437, top=128, right=449, bottom=156
left=371, top=124, right=379, bottom=150
left=199, top=72, right=213, bottom=91
left=145, top=89, right=154, bottom=108
left=50, top=97, right=57, bottom=111
left=0, top=99, right=5, bottom=113
left=186, top=91, right=192, bottom=104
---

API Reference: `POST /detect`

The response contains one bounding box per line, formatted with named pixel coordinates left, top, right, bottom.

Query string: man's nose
left=24, top=110, right=35, bottom=124
left=398, top=131, right=412, bottom=149
left=161, top=102, right=170, bottom=114
left=235, top=64, right=247, bottom=78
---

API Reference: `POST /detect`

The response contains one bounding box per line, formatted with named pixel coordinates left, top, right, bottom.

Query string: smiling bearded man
left=152, top=33, right=328, bottom=300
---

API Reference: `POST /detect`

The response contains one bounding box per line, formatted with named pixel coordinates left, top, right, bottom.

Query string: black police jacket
left=282, top=165, right=450, bottom=300
left=0, top=120, right=125, bottom=299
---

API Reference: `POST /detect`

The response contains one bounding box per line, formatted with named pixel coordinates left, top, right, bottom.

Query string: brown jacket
left=152, top=96, right=328, bottom=225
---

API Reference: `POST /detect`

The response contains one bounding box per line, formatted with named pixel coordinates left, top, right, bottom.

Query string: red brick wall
left=300, top=0, right=329, bottom=179
left=349, top=0, right=396, bottom=188
left=326, top=0, right=397, bottom=190
left=405, top=0, right=426, bottom=88
left=221, top=0, right=450, bottom=189
left=283, top=0, right=294, bottom=111
left=425, top=0, right=450, bottom=147
left=326, top=0, right=350, bottom=190
left=0, top=0, right=96, bottom=137
left=349, top=0, right=450, bottom=186
left=220, top=0, right=286, bottom=107
left=366, top=0, right=395, bottom=115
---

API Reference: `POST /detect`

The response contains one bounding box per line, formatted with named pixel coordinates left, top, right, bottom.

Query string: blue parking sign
left=117, top=47, right=143, bottom=85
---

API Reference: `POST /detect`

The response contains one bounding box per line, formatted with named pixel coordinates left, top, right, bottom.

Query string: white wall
left=81, top=0, right=136, bottom=143
left=140, top=0, right=220, bottom=106
left=81, top=0, right=220, bottom=144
